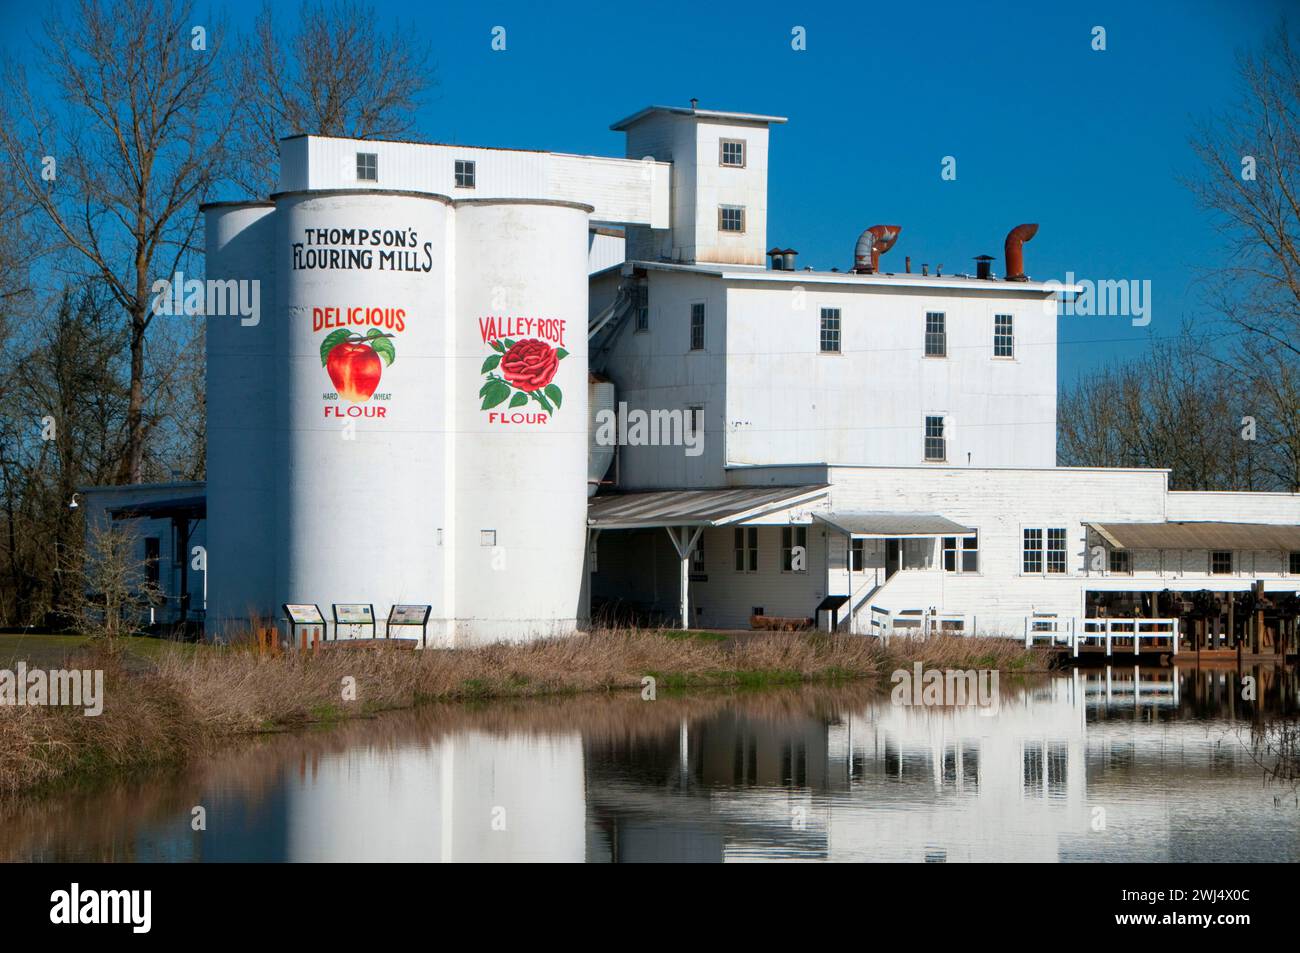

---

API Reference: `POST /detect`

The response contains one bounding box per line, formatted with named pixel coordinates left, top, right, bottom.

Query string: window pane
left=925, top=415, right=945, bottom=461
left=925, top=312, right=946, bottom=357
left=994, top=313, right=1014, bottom=357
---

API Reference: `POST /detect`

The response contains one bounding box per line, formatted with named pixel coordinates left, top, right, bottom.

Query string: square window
left=781, top=526, right=807, bottom=573
left=925, top=312, right=946, bottom=357
left=820, top=308, right=841, bottom=353
left=1046, top=528, right=1067, bottom=573
left=690, top=302, right=705, bottom=351
left=924, top=415, right=945, bottom=461
left=719, top=206, right=745, bottom=233
left=356, top=152, right=378, bottom=182
left=686, top=405, right=703, bottom=438
left=994, top=313, right=1014, bottom=358
left=480, top=530, right=496, bottom=547
left=720, top=139, right=746, bottom=167
left=734, top=527, right=758, bottom=572
left=850, top=538, right=865, bottom=572
left=1211, top=550, right=1233, bottom=574
left=1109, top=549, right=1132, bottom=574
left=634, top=284, right=649, bottom=332
left=943, top=534, right=979, bottom=573
left=455, top=159, right=476, bottom=188
left=1023, top=528, right=1043, bottom=574
left=1291, top=552, right=1300, bottom=575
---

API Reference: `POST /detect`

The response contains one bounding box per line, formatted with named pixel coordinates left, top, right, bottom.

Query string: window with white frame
left=1291, top=551, right=1300, bottom=575
left=848, top=537, right=865, bottom=572
left=925, top=312, right=946, bottom=357
left=454, top=159, right=476, bottom=188
left=634, top=284, right=649, bottom=332
left=820, top=307, right=841, bottom=353
left=690, top=302, right=705, bottom=350
left=943, top=533, right=979, bottom=573
left=1108, top=549, right=1132, bottom=574
left=1211, top=550, right=1233, bottom=574
left=719, top=205, right=746, bottom=233
left=994, top=313, right=1014, bottom=358
left=734, top=527, right=758, bottom=572
left=1023, top=528, right=1043, bottom=573
left=356, top=152, right=378, bottom=181
left=720, top=139, right=746, bottom=167
left=781, top=526, right=807, bottom=573
left=686, top=405, right=703, bottom=439
left=1046, top=528, right=1068, bottom=573
left=924, top=415, right=946, bottom=461
left=691, top=533, right=705, bottom=573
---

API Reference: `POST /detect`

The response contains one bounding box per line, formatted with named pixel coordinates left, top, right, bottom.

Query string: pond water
left=4, top=665, right=1298, bottom=862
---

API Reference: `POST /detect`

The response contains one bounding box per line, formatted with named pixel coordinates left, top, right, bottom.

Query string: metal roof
left=1089, top=521, right=1300, bottom=551
left=610, top=105, right=789, bottom=130
left=814, top=512, right=975, bottom=538
left=587, top=485, right=827, bottom=529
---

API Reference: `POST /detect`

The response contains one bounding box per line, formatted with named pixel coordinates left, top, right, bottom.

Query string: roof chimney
left=781, top=248, right=797, bottom=271
left=853, top=225, right=902, bottom=274
left=905, top=256, right=911, bottom=274
left=974, top=254, right=994, bottom=280
left=767, top=246, right=784, bottom=270
left=689, top=98, right=699, bottom=110
left=1004, top=223, right=1038, bottom=281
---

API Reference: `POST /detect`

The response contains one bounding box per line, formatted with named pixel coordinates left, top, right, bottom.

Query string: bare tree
left=0, top=0, right=229, bottom=485
left=227, top=0, right=436, bottom=197
left=64, top=519, right=161, bottom=640
left=1186, top=20, right=1300, bottom=490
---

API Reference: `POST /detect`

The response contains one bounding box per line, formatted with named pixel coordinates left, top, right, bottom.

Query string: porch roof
left=108, top=495, right=206, bottom=520
left=1088, top=521, right=1300, bottom=551
left=587, top=484, right=828, bottom=530
left=814, top=511, right=975, bottom=538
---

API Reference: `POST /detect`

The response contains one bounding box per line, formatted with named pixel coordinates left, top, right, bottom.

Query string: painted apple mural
left=320, top=327, right=395, bottom=403
left=479, top=337, right=568, bottom=413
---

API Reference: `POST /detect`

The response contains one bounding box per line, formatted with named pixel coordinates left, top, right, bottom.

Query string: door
left=885, top=539, right=900, bottom=580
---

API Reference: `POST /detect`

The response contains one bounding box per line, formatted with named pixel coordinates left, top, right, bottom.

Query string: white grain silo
left=451, top=199, right=591, bottom=642
left=273, top=190, right=451, bottom=640
left=203, top=202, right=277, bottom=636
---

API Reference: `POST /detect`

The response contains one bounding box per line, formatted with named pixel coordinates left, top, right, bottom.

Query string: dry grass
left=0, top=627, right=1048, bottom=796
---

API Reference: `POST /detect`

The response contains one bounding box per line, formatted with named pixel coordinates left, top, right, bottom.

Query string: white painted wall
left=725, top=280, right=1058, bottom=470
left=278, top=136, right=669, bottom=228
left=620, top=113, right=773, bottom=265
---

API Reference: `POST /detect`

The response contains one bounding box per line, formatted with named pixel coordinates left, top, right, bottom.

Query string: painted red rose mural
left=480, top=337, right=569, bottom=413
left=320, top=328, right=395, bottom=403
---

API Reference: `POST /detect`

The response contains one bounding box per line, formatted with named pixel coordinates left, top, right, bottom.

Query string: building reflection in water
left=585, top=666, right=1300, bottom=863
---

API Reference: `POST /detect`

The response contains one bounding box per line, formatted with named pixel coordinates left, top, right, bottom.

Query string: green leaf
left=508, top=391, right=529, bottom=408
left=479, top=379, right=494, bottom=398
left=555, top=348, right=569, bottom=360
left=370, top=336, right=396, bottom=366
left=480, top=379, right=511, bottom=410
left=544, top=384, right=563, bottom=409
left=481, top=353, right=501, bottom=373
left=530, top=389, right=553, bottom=413
left=502, top=338, right=516, bottom=349
left=491, top=339, right=506, bottom=353
left=319, top=329, right=352, bottom=366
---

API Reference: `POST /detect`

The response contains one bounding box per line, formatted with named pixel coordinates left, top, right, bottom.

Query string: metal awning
left=108, top=495, right=207, bottom=520
left=587, top=484, right=828, bottom=530
left=814, top=512, right=975, bottom=539
left=1088, top=521, right=1300, bottom=551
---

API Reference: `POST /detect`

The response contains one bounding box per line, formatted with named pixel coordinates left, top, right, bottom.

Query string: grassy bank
left=0, top=628, right=1048, bottom=796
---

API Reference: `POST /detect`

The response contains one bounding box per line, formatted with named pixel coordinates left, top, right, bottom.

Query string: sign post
left=387, top=604, right=433, bottom=648
left=333, top=604, right=377, bottom=641
left=282, top=604, right=326, bottom=651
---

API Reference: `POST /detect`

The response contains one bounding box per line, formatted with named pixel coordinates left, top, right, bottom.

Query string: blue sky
left=3, top=0, right=1289, bottom=383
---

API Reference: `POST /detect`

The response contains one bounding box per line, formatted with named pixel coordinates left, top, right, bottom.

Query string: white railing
left=869, top=606, right=969, bottom=640
left=1025, top=617, right=1180, bottom=657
